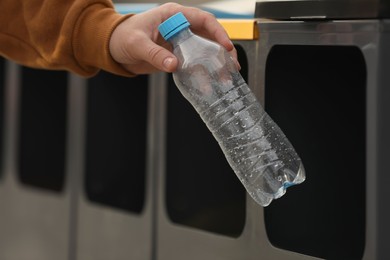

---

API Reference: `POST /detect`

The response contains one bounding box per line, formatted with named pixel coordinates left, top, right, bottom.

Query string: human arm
left=0, top=1, right=238, bottom=77
left=0, top=0, right=133, bottom=77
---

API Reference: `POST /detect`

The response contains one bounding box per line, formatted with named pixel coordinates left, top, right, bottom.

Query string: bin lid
left=255, top=0, right=390, bottom=20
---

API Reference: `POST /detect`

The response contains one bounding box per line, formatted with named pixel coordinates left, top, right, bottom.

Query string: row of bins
left=0, top=15, right=389, bottom=260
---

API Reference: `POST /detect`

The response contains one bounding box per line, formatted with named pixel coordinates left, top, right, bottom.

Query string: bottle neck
left=168, top=28, right=194, bottom=47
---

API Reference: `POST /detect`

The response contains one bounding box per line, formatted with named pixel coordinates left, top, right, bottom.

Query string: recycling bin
left=0, top=63, right=70, bottom=260
left=0, top=64, right=155, bottom=260
left=256, top=0, right=390, bottom=259
left=156, top=0, right=390, bottom=259
left=73, top=71, right=153, bottom=260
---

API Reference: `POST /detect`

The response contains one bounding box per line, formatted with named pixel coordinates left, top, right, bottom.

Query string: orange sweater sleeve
left=0, top=0, right=134, bottom=77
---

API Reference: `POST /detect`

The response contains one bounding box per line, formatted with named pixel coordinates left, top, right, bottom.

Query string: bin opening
left=85, top=71, right=148, bottom=214
left=18, top=67, right=67, bottom=192
left=165, top=45, right=249, bottom=237
left=264, top=45, right=366, bottom=259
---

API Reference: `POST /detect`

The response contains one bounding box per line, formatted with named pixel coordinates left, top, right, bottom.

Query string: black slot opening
left=264, top=45, right=366, bottom=260
left=85, top=71, right=148, bottom=214
left=0, top=58, right=5, bottom=178
left=18, top=67, right=67, bottom=192
left=165, top=45, right=248, bottom=237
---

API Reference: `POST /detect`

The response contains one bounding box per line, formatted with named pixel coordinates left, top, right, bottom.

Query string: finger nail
left=163, top=57, right=174, bottom=70
left=236, top=59, right=241, bottom=71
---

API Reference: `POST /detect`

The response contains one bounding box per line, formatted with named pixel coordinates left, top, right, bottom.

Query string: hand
left=109, top=2, right=240, bottom=75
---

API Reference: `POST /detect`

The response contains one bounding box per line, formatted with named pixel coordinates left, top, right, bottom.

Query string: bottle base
left=250, top=163, right=305, bottom=207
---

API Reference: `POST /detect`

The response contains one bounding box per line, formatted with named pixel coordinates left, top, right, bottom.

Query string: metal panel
left=255, top=0, right=390, bottom=20
left=0, top=62, right=70, bottom=260
left=73, top=72, right=154, bottom=260
left=0, top=58, right=4, bottom=175
left=375, top=19, right=390, bottom=260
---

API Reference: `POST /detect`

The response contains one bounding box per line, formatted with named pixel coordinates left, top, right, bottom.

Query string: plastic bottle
left=158, top=12, right=305, bottom=206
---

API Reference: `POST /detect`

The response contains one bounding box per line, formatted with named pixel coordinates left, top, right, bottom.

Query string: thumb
left=136, top=38, right=178, bottom=72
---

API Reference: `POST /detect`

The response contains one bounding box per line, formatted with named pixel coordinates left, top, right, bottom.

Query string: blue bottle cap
left=158, top=12, right=191, bottom=40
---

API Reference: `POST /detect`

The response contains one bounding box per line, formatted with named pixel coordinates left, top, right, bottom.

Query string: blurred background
left=1, top=0, right=389, bottom=260
left=112, top=0, right=257, bottom=18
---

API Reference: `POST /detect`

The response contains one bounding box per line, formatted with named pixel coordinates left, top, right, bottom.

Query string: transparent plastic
left=159, top=14, right=305, bottom=206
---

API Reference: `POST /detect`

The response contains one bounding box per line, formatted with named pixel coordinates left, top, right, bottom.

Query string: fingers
left=183, top=9, right=234, bottom=51
left=110, top=2, right=241, bottom=74
left=154, top=3, right=240, bottom=70
left=156, top=3, right=234, bottom=52
left=153, top=3, right=234, bottom=51
left=132, top=35, right=178, bottom=73
left=228, top=48, right=241, bottom=71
